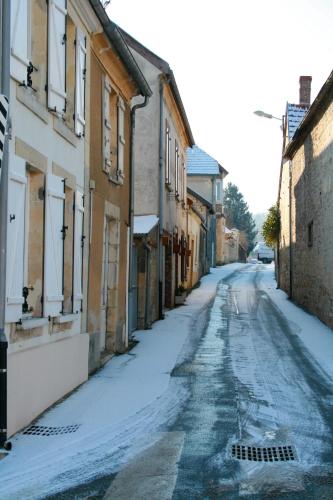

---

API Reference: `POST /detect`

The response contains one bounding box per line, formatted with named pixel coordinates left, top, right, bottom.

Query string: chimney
left=299, top=76, right=312, bottom=107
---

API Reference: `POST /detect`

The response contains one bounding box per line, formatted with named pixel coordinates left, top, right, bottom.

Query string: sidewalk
left=0, top=263, right=244, bottom=499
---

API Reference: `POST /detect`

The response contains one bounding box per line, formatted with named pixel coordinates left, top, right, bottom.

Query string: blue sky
left=109, top=0, right=333, bottom=213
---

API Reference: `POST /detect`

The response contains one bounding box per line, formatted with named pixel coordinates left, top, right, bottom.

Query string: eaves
left=88, top=1, right=152, bottom=97
left=284, top=69, right=333, bottom=160
left=118, top=26, right=194, bottom=145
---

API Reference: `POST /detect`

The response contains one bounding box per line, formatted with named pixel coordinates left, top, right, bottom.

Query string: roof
left=88, top=1, right=152, bottom=97
left=187, top=186, right=213, bottom=210
left=286, top=103, right=308, bottom=139
left=285, top=69, right=333, bottom=159
left=187, top=146, right=228, bottom=176
left=133, top=215, right=159, bottom=235
left=118, top=27, right=194, bottom=146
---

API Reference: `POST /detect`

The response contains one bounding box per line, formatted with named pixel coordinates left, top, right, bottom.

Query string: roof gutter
left=166, top=71, right=194, bottom=146
left=89, top=1, right=152, bottom=97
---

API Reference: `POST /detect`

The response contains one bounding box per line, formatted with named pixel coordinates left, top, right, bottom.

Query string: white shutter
left=48, top=0, right=67, bottom=114
left=44, top=174, right=65, bottom=317
left=75, top=28, right=86, bottom=137
left=6, top=155, right=26, bottom=323
left=102, top=76, right=112, bottom=172
left=117, top=97, right=125, bottom=178
left=10, top=0, right=30, bottom=83
left=73, top=190, right=84, bottom=313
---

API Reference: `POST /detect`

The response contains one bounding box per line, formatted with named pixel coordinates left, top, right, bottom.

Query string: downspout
left=143, top=237, right=151, bottom=329
left=0, top=0, right=10, bottom=449
left=158, top=79, right=164, bottom=319
left=128, top=95, right=149, bottom=339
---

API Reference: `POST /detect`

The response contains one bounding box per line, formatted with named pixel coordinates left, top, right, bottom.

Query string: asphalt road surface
left=51, top=265, right=333, bottom=499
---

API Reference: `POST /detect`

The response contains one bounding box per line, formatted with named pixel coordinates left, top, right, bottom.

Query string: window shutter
left=117, top=97, right=125, bottom=179
left=48, top=0, right=67, bottom=114
left=10, top=0, right=30, bottom=83
left=6, top=155, right=26, bottom=323
left=102, top=76, right=112, bottom=172
left=73, top=190, right=84, bottom=314
left=44, top=174, right=65, bottom=317
left=75, top=28, right=86, bottom=137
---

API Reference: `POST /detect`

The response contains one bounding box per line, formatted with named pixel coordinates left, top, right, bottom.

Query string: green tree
left=223, top=183, right=257, bottom=253
left=262, top=204, right=280, bottom=247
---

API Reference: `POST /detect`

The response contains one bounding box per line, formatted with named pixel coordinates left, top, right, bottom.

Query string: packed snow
left=1, top=263, right=333, bottom=498
left=0, top=263, right=243, bottom=498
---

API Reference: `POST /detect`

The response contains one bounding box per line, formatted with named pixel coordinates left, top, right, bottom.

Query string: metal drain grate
left=231, top=444, right=296, bottom=462
left=23, top=424, right=80, bottom=436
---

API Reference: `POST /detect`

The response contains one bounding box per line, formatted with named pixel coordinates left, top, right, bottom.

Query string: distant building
left=187, top=145, right=228, bottom=266
left=120, top=28, right=195, bottom=321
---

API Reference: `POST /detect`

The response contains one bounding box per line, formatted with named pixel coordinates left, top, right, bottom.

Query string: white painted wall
left=7, top=333, right=89, bottom=436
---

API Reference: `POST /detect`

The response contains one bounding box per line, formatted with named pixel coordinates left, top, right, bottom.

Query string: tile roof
left=286, top=103, right=308, bottom=139
left=187, top=145, right=224, bottom=175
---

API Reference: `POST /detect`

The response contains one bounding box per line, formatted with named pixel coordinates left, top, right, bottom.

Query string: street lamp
left=254, top=110, right=282, bottom=121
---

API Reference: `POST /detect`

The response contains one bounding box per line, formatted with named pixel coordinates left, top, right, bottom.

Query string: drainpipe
left=143, top=237, right=151, bottom=329
left=128, top=95, right=149, bottom=339
left=0, top=0, right=10, bottom=450
left=158, top=79, right=164, bottom=319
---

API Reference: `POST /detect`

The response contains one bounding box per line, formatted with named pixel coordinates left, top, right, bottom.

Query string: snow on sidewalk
left=0, top=263, right=243, bottom=499
left=259, top=263, right=333, bottom=381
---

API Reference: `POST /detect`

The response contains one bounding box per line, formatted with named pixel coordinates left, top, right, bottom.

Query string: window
left=74, top=28, right=86, bottom=137
left=47, top=0, right=67, bottom=115
left=10, top=0, right=31, bottom=84
left=102, top=75, right=112, bottom=173
left=182, top=156, right=186, bottom=202
left=307, top=220, right=313, bottom=247
left=6, top=154, right=27, bottom=323
left=117, top=96, right=125, bottom=180
left=216, top=179, right=222, bottom=202
left=26, top=168, right=45, bottom=317
left=165, top=122, right=171, bottom=184
left=175, top=141, right=179, bottom=195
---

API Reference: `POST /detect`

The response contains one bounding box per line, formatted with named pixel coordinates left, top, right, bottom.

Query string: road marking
left=104, top=431, right=185, bottom=499
left=233, top=293, right=239, bottom=315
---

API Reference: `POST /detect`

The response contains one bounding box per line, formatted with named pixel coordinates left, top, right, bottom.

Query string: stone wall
left=287, top=90, right=333, bottom=328
left=278, top=160, right=291, bottom=296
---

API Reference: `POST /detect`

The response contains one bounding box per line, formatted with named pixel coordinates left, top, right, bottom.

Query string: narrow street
left=105, top=264, right=333, bottom=499
left=2, top=264, right=333, bottom=499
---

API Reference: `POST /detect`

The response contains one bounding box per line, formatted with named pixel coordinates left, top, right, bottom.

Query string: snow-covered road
left=1, top=263, right=333, bottom=499
left=0, top=263, right=243, bottom=499
left=169, top=264, right=333, bottom=498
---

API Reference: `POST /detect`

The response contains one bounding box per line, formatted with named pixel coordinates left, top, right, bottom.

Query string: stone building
left=278, top=71, right=333, bottom=328
left=86, top=4, right=151, bottom=368
left=278, top=76, right=310, bottom=295
left=187, top=188, right=215, bottom=288
left=119, top=28, right=194, bottom=320
left=187, top=145, right=228, bottom=267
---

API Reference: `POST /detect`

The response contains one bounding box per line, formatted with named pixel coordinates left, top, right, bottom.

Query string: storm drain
left=231, top=444, right=296, bottom=462
left=23, top=424, right=80, bottom=436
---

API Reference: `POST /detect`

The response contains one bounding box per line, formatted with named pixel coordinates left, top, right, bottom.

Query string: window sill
left=109, top=174, right=124, bottom=186
left=16, top=317, right=49, bottom=330
left=53, top=313, right=78, bottom=324
left=53, top=116, right=79, bottom=147
left=16, top=85, right=49, bottom=124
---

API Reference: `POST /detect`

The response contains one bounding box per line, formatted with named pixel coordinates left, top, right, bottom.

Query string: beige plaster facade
left=120, top=31, right=194, bottom=315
